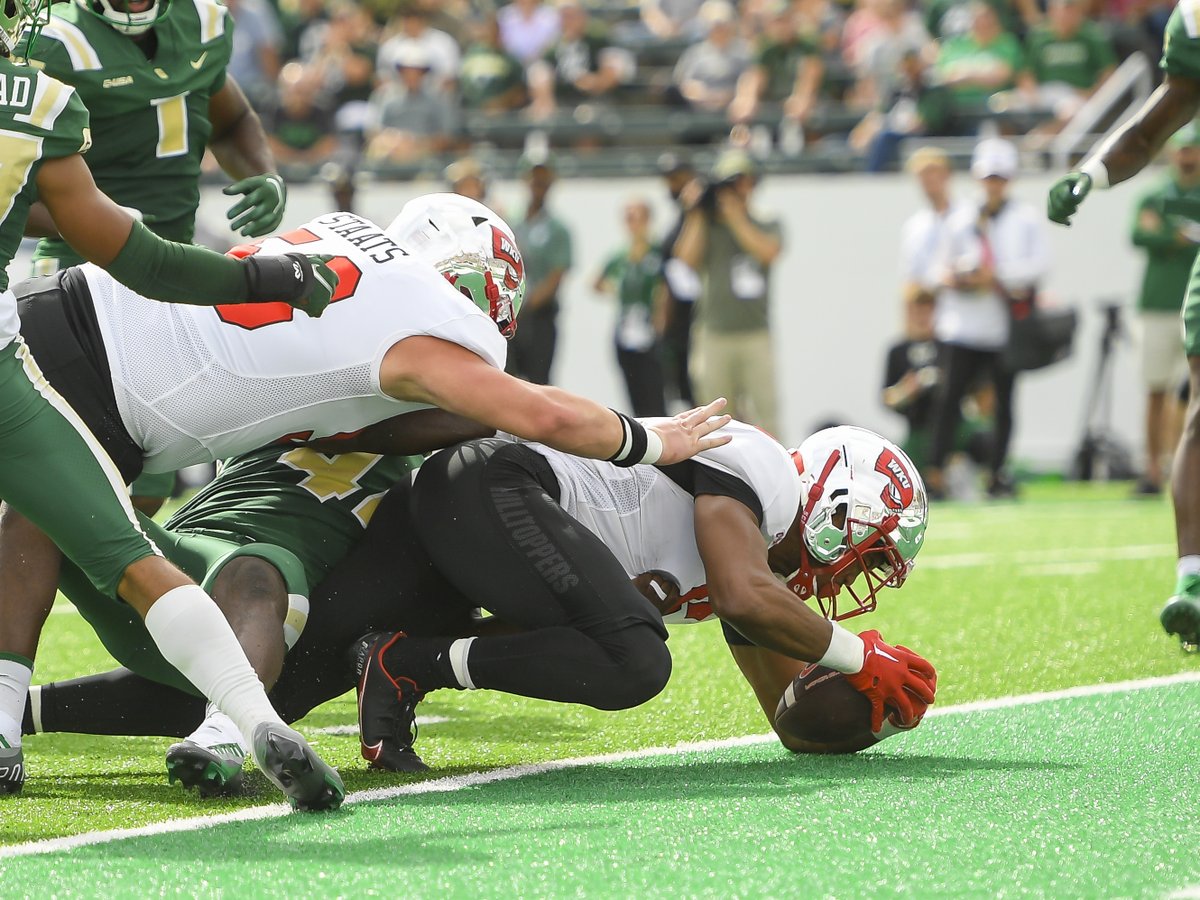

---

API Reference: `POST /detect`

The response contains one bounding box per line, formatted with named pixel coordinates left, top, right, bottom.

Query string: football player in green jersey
left=30, top=445, right=425, bottom=795
left=21, top=0, right=290, bottom=512
left=1047, top=0, right=1200, bottom=652
left=0, top=0, right=343, bottom=808
left=23, top=0, right=286, bottom=267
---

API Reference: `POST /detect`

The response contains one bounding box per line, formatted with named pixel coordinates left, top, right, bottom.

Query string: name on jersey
left=0, top=74, right=31, bottom=108
left=102, top=75, right=134, bottom=89
left=314, top=212, right=407, bottom=264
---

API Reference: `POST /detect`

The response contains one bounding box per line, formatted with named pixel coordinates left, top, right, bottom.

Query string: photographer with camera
left=673, top=149, right=783, bottom=436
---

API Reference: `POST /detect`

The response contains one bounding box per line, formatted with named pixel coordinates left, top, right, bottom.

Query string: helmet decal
left=490, top=225, right=524, bottom=291
left=386, top=194, right=525, bottom=340
left=874, top=447, right=915, bottom=510
left=784, top=426, right=928, bottom=622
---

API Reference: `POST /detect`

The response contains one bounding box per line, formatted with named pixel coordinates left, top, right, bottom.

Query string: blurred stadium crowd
left=228, top=0, right=1171, bottom=180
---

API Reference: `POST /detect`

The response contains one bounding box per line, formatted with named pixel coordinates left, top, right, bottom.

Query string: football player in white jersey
left=28, top=423, right=936, bottom=780
left=0, top=194, right=731, bottom=772
left=344, top=422, right=936, bottom=769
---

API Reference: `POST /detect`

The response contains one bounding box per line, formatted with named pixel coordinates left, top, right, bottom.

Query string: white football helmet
left=76, top=0, right=170, bottom=35
left=786, top=426, right=928, bottom=621
left=386, top=193, right=525, bottom=339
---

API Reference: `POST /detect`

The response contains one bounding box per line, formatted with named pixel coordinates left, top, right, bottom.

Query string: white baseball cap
left=970, top=137, right=1019, bottom=180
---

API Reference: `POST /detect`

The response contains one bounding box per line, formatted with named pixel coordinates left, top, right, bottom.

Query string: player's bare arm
left=694, top=495, right=839, bottom=661
left=724, top=643, right=814, bottom=750
left=378, top=335, right=731, bottom=464
left=1049, top=73, right=1200, bottom=224
left=305, top=408, right=496, bottom=455
left=208, top=75, right=273, bottom=177
left=209, top=75, right=286, bottom=238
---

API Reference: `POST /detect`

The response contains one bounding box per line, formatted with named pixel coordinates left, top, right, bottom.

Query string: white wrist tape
left=641, top=427, right=663, bottom=466
left=1080, top=158, right=1110, bottom=190
left=817, top=622, right=866, bottom=674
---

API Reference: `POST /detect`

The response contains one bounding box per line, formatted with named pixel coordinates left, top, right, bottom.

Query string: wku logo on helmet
left=491, top=226, right=524, bottom=291
left=874, top=448, right=914, bottom=510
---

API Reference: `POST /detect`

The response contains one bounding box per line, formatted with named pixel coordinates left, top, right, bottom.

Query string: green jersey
left=935, top=32, right=1023, bottom=107
left=754, top=36, right=818, bottom=101
left=0, top=57, right=90, bottom=295
left=1133, top=175, right=1200, bottom=312
left=23, top=0, right=235, bottom=265
left=1162, top=1, right=1200, bottom=80
left=166, top=446, right=421, bottom=591
left=601, top=244, right=662, bottom=314
left=1024, top=22, right=1115, bottom=89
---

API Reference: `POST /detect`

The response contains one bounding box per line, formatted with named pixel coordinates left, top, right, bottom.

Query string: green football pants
left=58, top=517, right=309, bottom=695
left=0, top=337, right=157, bottom=597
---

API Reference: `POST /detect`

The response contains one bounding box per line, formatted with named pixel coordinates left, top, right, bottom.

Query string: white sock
left=27, top=685, right=42, bottom=735
left=448, top=637, right=477, bottom=689
left=0, top=656, right=32, bottom=749
left=143, top=585, right=284, bottom=745
left=1178, top=556, right=1200, bottom=581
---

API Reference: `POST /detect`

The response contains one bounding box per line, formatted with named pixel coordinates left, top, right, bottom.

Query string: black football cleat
left=250, top=722, right=345, bottom=812
left=350, top=632, right=429, bottom=773
left=0, top=742, right=23, bottom=795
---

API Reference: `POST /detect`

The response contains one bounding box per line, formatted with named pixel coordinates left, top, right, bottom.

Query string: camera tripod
left=1072, top=302, right=1137, bottom=480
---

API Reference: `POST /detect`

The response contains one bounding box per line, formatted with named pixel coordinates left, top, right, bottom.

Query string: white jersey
left=520, top=420, right=802, bottom=625
left=82, top=212, right=507, bottom=473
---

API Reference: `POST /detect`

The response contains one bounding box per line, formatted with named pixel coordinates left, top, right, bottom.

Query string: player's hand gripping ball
left=774, top=664, right=923, bottom=754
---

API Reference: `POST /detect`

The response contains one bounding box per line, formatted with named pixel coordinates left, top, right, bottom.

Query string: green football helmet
left=386, top=193, right=525, bottom=339
left=75, top=0, right=171, bottom=37
left=786, top=425, right=928, bottom=621
left=0, top=0, right=50, bottom=57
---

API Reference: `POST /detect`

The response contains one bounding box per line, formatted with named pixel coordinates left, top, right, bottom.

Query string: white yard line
left=1, top=670, right=1198, bottom=860
left=918, top=543, right=1172, bottom=570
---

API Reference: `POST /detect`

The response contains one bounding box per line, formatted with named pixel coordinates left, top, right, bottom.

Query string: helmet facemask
left=1, top=0, right=50, bottom=57
left=386, top=194, right=525, bottom=340
left=77, top=0, right=170, bottom=37
left=784, top=428, right=927, bottom=622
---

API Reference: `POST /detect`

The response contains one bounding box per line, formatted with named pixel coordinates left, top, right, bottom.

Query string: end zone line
left=1, top=670, right=1198, bottom=861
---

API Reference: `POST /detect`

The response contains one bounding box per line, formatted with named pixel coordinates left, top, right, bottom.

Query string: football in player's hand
left=774, top=664, right=915, bottom=754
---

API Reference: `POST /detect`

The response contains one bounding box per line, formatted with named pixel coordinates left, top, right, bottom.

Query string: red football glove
left=842, top=630, right=937, bottom=733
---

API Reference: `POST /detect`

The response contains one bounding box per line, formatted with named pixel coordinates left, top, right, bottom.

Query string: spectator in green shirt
left=594, top=199, right=668, bottom=417
left=1015, top=0, right=1116, bottom=128
left=935, top=2, right=1024, bottom=110
left=728, top=4, right=824, bottom=134
left=459, top=15, right=528, bottom=112
left=508, top=156, right=574, bottom=385
left=1129, top=125, right=1200, bottom=494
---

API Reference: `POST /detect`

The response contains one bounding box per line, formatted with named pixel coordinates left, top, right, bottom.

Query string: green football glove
left=1047, top=171, right=1092, bottom=226
left=294, top=253, right=338, bottom=318
left=224, top=172, right=287, bottom=237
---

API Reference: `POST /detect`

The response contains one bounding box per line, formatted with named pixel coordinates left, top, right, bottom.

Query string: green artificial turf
left=0, top=484, right=1196, bottom=897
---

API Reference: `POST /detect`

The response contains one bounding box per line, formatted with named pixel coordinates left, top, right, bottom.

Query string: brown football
left=773, top=663, right=879, bottom=754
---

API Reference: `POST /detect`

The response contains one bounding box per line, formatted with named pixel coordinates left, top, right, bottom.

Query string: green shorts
left=1182, top=253, right=1200, bottom=358
left=0, top=337, right=156, bottom=596
left=58, top=515, right=308, bottom=695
